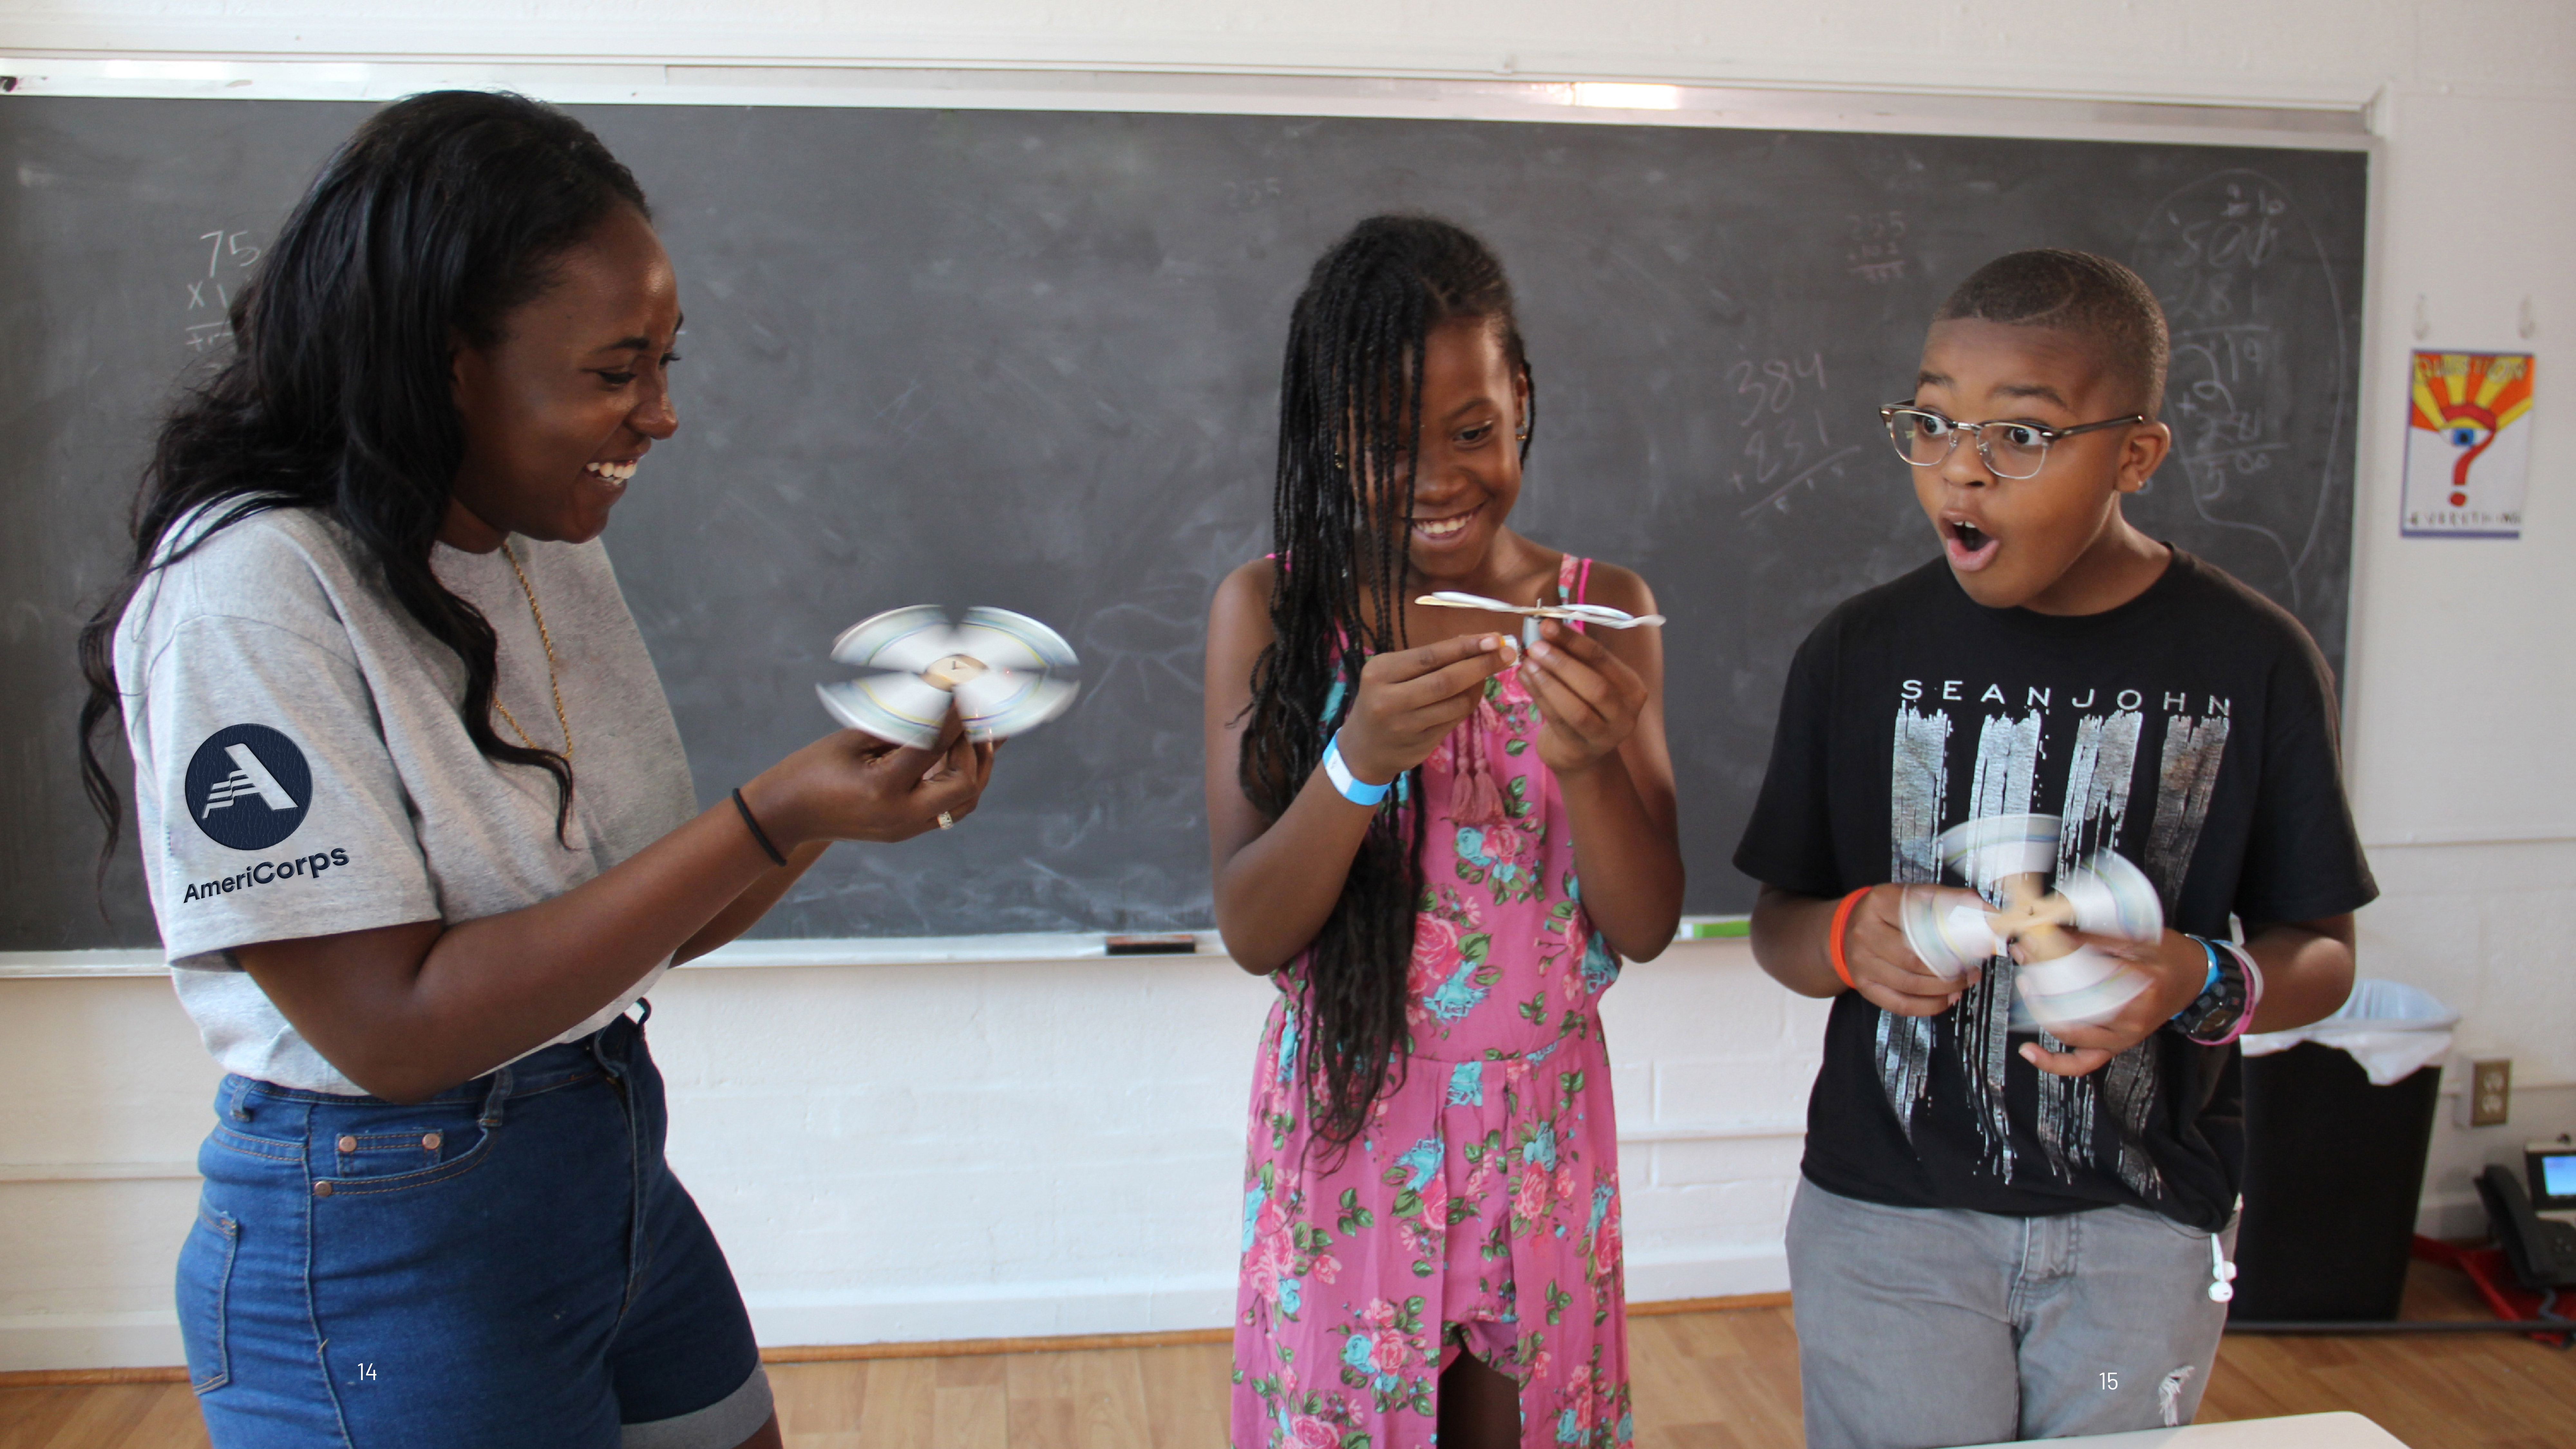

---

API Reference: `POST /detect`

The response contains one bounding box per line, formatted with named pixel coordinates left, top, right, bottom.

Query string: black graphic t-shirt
left=1733, top=550, right=2376, bottom=1229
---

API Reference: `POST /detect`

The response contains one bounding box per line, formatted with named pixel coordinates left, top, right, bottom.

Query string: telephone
left=2477, top=1138, right=2576, bottom=1291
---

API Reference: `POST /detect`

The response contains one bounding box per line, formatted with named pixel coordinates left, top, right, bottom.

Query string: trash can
left=2232, top=980, right=2459, bottom=1322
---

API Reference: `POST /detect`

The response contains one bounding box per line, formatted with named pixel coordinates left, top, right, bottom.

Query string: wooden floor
left=2193, top=1262, right=2576, bottom=1449
left=5, top=1263, right=2571, bottom=1447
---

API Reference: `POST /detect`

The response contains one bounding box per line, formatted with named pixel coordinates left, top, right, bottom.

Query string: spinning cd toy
left=1898, top=813, right=2163, bottom=1034
left=1416, top=591, right=1667, bottom=649
left=817, top=605, right=1079, bottom=750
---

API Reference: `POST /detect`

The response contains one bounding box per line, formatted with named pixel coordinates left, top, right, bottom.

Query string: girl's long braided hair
left=1239, top=214, right=1534, bottom=1150
left=76, top=91, right=648, bottom=874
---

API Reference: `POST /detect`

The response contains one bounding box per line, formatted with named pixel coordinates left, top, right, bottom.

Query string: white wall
left=0, top=943, right=1821, bottom=1370
left=2342, top=76, right=2576, bottom=1229
left=3, top=0, right=2573, bottom=1372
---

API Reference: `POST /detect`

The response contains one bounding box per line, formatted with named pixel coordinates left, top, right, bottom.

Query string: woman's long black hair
left=1239, top=214, right=1534, bottom=1149
left=76, top=91, right=650, bottom=869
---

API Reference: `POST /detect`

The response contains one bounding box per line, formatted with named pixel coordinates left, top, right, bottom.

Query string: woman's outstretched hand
left=1521, top=620, right=1649, bottom=777
left=1335, top=633, right=1515, bottom=786
left=743, top=711, right=997, bottom=847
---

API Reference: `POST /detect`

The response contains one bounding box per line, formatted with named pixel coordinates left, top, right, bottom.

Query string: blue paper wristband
left=1321, top=731, right=1393, bottom=806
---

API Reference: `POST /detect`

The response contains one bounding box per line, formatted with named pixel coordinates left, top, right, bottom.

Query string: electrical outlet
left=2461, top=1058, right=2512, bottom=1128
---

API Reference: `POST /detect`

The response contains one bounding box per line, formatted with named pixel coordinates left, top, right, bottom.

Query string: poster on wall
left=2403, top=350, right=2534, bottom=538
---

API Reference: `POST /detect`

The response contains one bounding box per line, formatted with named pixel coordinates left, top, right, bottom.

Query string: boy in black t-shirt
left=1734, top=250, right=2374, bottom=1448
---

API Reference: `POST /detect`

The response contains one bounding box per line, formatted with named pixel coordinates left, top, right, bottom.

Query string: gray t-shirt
left=115, top=506, right=698, bottom=1094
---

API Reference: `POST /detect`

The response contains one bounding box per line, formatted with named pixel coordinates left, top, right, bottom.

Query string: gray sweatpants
left=1785, top=1178, right=2236, bottom=1448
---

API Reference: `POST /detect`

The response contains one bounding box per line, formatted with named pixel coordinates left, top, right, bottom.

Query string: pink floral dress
left=1233, top=555, right=1633, bottom=1449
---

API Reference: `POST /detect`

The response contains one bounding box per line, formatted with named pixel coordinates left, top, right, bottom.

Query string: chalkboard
left=0, top=97, right=2367, bottom=949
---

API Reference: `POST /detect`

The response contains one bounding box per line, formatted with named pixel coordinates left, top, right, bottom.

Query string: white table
left=1959, top=1412, right=2409, bottom=1447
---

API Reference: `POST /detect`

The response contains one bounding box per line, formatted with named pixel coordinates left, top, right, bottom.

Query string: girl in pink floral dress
left=1203, top=216, right=1681, bottom=1449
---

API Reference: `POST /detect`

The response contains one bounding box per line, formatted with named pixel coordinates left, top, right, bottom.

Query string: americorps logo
left=184, top=724, right=313, bottom=850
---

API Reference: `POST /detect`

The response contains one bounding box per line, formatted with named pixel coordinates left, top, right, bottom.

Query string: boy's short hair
left=1935, top=250, right=2169, bottom=416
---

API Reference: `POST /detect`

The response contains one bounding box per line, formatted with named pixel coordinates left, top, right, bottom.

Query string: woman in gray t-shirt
left=77, top=93, right=979, bottom=1449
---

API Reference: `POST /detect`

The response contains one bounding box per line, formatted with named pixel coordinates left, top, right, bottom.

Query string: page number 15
left=2099, top=1372, right=2119, bottom=1391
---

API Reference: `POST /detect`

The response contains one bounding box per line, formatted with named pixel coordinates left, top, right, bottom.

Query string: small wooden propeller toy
left=1899, top=813, right=2161, bottom=1034
left=1415, top=591, right=1666, bottom=650
left=817, top=605, right=1079, bottom=750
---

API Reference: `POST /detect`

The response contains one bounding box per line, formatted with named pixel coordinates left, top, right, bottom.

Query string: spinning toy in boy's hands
left=1898, top=813, right=2161, bottom=1034
left=1415, top=591, right=1666, bottom=650
left=817, top=606, right=1079, bottom=750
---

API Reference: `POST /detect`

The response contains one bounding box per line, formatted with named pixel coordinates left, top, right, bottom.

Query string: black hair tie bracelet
left=732, top=787, right=790, bottom=868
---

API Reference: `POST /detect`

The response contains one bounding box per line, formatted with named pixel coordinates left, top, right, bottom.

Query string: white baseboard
left=744, top=1274, right=1241, bottom=1346
left=0, top=1247, right=1795, bottom=1372
left=747, top=1246, right=1796, bottom=1348
left=1626, top=1244, right=1793, bottom=1301
left=2415, top=1193, right=2491, bottom=1241
left=0, top=1312, right=186, bottom=1374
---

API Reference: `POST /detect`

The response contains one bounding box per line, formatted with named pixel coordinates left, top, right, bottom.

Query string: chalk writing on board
left=182, top=228, right=260, bottom=354
left=1220, top=177, right=1283, bottom=209
left=2133, top=170, right=2350, bottom=609
left=1847, top=210, right=1908, bottom=284
left=0, top=96, right=2368, bottom=946
left=1727, top=353, right=1864, bottom=516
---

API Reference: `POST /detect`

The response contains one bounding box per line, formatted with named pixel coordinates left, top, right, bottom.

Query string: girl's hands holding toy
left=2017, top=927, right=2214, bottom=1077
left=743, top=709, right=996, bottom=847
left=1337, top=633, right=1517, bottom=785
left=1522, top=620, right=1649, bottom=776
left=1850, top=883, right=1983, bottom=1016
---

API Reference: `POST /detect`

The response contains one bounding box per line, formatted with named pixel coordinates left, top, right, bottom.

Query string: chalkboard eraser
left=1679, top=917, right=1752, bottom=940
left=1105, top=933, right=1202, bottom=956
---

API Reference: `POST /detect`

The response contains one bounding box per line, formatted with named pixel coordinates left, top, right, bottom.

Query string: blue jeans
left=178, top=1009, right=771, bottom=1448
left=1785, top=1178, right=2236, bottom=1449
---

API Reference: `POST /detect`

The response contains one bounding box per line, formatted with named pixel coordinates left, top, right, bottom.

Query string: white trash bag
left=2240, top=979, right=2458, bottom=1086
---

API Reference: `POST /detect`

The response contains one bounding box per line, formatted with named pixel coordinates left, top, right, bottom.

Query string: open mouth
left=1944, top=517, right=2000, bottom=570
left=1411, top=506, right=1479, bottom=543
left=585, top=459, right=639, bottom=483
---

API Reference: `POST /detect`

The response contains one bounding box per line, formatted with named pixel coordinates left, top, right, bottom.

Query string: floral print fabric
left=1232, top=556, right=1633, bottom=1449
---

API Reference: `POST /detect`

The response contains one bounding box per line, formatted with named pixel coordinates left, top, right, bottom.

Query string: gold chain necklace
left=491, top=540, right=574, bottom=761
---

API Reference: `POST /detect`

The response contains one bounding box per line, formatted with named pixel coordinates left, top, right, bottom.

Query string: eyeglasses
left=1878, top=404, right=2146, bottom=480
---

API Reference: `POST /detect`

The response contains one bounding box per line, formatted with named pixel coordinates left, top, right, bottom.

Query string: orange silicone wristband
left=1827, top=886, right=1871, bottom=990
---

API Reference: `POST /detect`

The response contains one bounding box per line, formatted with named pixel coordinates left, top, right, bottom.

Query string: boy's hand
left=1338, top=633, right=1515, bottom=785
left=1523, top=620, right=1649, bottom=777
left=2017, top=928, right=2215, bottom=1077
left=1839, top=884, right=1980, bottom=1017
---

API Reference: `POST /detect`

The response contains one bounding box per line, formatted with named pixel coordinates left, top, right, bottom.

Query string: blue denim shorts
left=178, top=1009, right=772, bottom=1448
